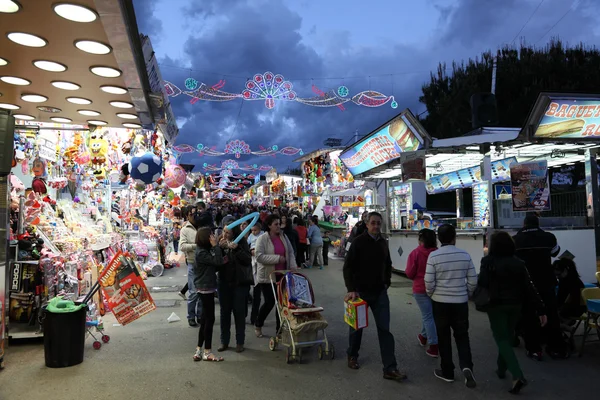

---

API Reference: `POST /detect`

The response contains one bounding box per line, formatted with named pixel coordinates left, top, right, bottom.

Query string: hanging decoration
left=164, top=164, right=187, bottom=188
left=163, top=71, right=397, bottom=110
left=202, top=159, right=272, bottom=172
left=172, top=142, right=303, bottom=157
left=130, top=152, right=163, bottom=185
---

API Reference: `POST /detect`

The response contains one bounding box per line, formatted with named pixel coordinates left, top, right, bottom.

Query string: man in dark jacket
left=513, top=214, right=566, bottom=359
left=343, top=212, right=407, bottom=382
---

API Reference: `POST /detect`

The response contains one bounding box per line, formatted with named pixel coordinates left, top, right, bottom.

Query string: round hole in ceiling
left=50, top=117, right=72, bottom=123
left=13, top=114, right=35, bottom=120
left=109, top=101, right=134, bottom=109
left=21, top=93, right=48, bottom=103
left=0, top=103, right=20, bottom=110
left=78, top=109, right=100, bottom=116
left=74, top=40, right=111, bottom=55
left=87, top=120, right=107, bottom=126
left=0, top=0, right=21, bottom=13
left=33, top=60, right=67, bottom=72
left=116, top=113, right=138, bottom=119
left=0, top=76, right=30, bottom=85
left=90, top=66, right=121, bottom=78
left=37, top=106, right=62, bottom=113
left=51, top=81, right=80, bottom=90
left=53, top=3, right=98, bottom=23
left=66, top=97, right=92, bottom=105
left=0, top=57, right=8, bottom=66
left=123, top=123, right=142, bottom=128
left=100, top=85, right=128, bottom=95
left=7, top=32, right=47, bottom=47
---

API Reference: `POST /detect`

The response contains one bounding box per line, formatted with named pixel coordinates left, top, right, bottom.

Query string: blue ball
left=130, top=152, right=163, bottom=184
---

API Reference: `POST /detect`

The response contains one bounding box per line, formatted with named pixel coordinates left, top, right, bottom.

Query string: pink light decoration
left=242, top=72, right=297, bottom=109
left=224, top=140, right=251, bottom=159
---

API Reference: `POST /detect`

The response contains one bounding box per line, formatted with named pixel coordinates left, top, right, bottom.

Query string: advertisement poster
left=534, top=99, right=600, bottom=139
left=99, top=252, right=156, bottom=326
left=401, top=151, right=426, bottom=181
left=340, top=115, right=423, bottom=176
left=510, top=161, right=551, bottom=212
left=472, top=182, right=490, bottom=227
left=426, top=157, right=517, bottom=194
left=37, top=131, right=58, bottom=162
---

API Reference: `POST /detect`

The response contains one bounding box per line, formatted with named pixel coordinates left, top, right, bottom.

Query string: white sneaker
left=463, top=368, right=476, bottom=388
left=178, top=292, right=187, bottom=300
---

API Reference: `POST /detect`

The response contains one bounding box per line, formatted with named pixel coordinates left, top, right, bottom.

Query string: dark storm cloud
left=131, top=0, right=163, bottom=38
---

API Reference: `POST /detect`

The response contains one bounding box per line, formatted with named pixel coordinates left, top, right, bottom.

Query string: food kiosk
left=339, top=96, right=600, bottom=283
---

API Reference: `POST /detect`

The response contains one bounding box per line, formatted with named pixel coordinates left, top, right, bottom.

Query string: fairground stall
left=341, top=95, right=600, bottom=284
left=0, top=0, right=183, bottom=368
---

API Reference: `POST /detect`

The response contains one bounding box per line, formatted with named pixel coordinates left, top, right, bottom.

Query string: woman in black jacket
left=478, top=231, right=547, bottom=394
left=193, top=227, right=224, bottom=362
left=217, top=224, right=253, bottom=353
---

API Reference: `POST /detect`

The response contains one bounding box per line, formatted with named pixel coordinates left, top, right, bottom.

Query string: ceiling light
left=0, top=76, right=30, bottom=85
left=117, top=113, right=138, bottom=119
left=33, top=60, right=67, bottom=72
left=0, top=103, right=20, bottom=110
left=100, top=85, right=127, bottom=95
left=21, top=94, right=48, bottom=103
left=0, top=57, right=8, bottom=66
left=37, top=106, right=61, bottom=113
left=7, top=32, right=47, bottom=47
left=74, top=40, right=111, bottom=55
left=51, top=81, right=80, bottom=90
left=66, top=97, right=92, bottom=105
left=88, top=120, right=107, bottom=126
left=0, top=0, right=21, bottom=13
left=123, top=123, right=142, bottom=128
left=90, top=66, right=121, bottom=78
left=51, top=117, right=72, bottom=123
left=13, top=114, right=35, bottom=120
left=53, top=3, right=97, bottom=22
left=78, top=109, right=100, bottom=116
left=109, top=101, right=134, bottom=109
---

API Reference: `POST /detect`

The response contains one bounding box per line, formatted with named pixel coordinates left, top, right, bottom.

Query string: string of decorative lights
left=172, top=140, right=304, bottom=157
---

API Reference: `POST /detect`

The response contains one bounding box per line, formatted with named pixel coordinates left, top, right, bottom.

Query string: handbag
left=472, top=263, right=495, bottom=312
left=236, top=263, right=254, bottom=286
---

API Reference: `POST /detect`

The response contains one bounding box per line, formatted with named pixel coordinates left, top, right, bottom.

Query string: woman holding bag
left=477, top=231, right=546, bottom=394
left=217, top=224, right=253, bottom=353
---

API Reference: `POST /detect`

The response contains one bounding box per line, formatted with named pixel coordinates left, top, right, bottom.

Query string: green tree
left=419, top=39, right=600, bottom=139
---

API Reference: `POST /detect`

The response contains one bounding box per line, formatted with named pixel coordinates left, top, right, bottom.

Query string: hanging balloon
left=167, top=190, right=175, bottom=201
left=130, top=152, right=163, bottom=185
left=164, top=164, right=187, bottom=188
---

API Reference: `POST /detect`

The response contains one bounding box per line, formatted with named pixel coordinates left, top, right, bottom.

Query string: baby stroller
left=268, top=270, right=334, bottom=364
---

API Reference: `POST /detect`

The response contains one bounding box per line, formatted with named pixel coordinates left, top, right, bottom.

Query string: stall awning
left=330, top=187, right=365, bottom=197
left=293, top=147, right=344, bottom=163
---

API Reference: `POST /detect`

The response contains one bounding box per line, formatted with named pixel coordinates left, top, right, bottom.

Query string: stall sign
left=534, top=99, right=600, bottom=139
left=340, top=114, right=424, bottom=176
left=37, top=131, right=58, bottom=162
left=510, top=161, right=551, bottom=212
left=472, top=181, right=490, bottom=228
left=392, top=183, right=410, bottom=196
left=495, top=185, right=512, bottom=199
left=426, top=157, right=517, bottom=194
left=401, top=151, right=426, bottom=181
left=99, top=252, right=156, bottom=326
left=341, top=201, right=365, bottom=207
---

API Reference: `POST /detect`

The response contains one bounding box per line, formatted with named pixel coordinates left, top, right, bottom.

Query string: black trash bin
left=43, top=303, right=87, bottom=368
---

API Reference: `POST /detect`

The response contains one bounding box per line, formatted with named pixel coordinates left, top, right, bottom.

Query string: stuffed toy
left=89, top=132, right=108, bottom=167
left=31, top=158, right=48, bottom=195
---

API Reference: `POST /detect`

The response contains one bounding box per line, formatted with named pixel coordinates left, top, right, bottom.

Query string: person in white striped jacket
left=425, top=224, right=478, bottom=389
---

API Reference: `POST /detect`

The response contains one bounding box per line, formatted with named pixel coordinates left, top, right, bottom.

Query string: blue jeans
left=187, top=264, right=201, bottom=321
left=347, top=289, right=398, bottom=372
left=218, top=282, right=250, bottom=346
left=413, top=293, right=438, bottom=345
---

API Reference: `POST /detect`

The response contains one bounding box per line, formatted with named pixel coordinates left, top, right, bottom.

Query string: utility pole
left=491, top=55, right=497, bottom=95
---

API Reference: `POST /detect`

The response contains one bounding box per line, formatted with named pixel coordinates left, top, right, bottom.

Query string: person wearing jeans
left=304, top=216, right=323, bottom=269
left=343, top=212, right=407, bottom=382
left=405, top=229, right=439, bottom=357
left=425, top=224, right=477, bottom=388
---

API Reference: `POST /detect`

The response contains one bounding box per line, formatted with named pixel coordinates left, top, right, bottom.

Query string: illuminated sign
left=534, top=99, right=600, bottom=139
left=426, top=158, right=517, bottom=194
left=340, top=113, right=424, bottom=176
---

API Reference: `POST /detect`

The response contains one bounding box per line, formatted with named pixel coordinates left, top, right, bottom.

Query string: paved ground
left=1, top=255, right=598, bottom=400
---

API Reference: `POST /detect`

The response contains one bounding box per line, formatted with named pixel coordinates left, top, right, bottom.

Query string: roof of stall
left=293, top=147, right=344, bottom=163
left=355, top=93, right=600, bottom=180
left=0, top=0, right=155, bottom=128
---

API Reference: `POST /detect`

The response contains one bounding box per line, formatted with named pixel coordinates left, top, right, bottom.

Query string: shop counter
left=388, top=230, right=485, bottom=274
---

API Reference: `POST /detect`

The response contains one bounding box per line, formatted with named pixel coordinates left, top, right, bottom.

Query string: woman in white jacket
left=254, top=214, right=297, bottom=338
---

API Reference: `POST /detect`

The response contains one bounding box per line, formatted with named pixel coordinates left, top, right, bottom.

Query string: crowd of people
left=167, top=203, right=589, bottom=396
